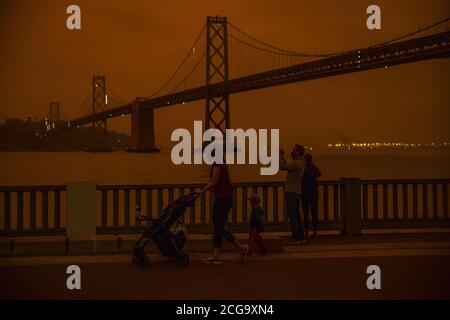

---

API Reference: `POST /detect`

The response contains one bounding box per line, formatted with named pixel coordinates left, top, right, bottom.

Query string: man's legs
left=301, top=194, right=311, bottom=237
left=286, top=192, right=304, bottom=240
left=295, top=195, right=305, bottom=240
left=311, top=193, right=319, bottom=238
left=286, top=192, right=299, bottom=239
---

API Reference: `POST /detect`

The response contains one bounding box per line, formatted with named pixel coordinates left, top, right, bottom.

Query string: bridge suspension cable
left=107, top=83, right=128, bottom=106
left=370, top=16, right=450, bottom=47
left=226, top=16, right=450, bottom=79
left=148, top=23, right=207, bottom=98
left=63, top=16, right=450, bottom=131
left=139, top=16, right=450, bottom=100
left=69, top=15, right=449, bottom=118
left=71, top=87, right=91, bottom=121
left=228, top=22, right=333, bottom=58
left=170, top=50, right=206, bottom=94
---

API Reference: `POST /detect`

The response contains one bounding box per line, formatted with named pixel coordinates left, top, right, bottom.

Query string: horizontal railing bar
left=96, top=180, right=343, bottom=190
left=0, top=185, right=66, bottom=192
left=97, top=183, right=206, bottom=190
left=361, top=178, right=450, bottom=184
left=0, top=179, right=446, bottom=192
left=0, top=228, right=67, bottom=237
left=362, top=219, right=450, bottom=228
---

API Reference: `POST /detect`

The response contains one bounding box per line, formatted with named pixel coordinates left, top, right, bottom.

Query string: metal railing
left=1, top=178, right=448, bottom=236
left=361, top=179, right=449, bottom=228
left=95, top=181, right=342, bottom=234
left=0, top=185, right=66, bottom=236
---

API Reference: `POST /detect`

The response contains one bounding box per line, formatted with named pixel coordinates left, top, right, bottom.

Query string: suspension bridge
left=50, top=16, right=450, bottom=151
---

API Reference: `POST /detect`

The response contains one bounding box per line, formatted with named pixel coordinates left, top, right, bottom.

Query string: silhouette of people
left=200, top=148, right=249, bottom=264
left=301, top=153, right=321, bottom=239
left=280, top=144, right=306, bottom=243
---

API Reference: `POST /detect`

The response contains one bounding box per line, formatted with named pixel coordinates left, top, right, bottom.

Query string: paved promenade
left=1, top=232, right=449, bottom=299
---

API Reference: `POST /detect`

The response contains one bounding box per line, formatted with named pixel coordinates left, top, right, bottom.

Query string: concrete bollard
left=66, top=182, right=96, bottom=238
left=340, top=178, right=362, bottom=235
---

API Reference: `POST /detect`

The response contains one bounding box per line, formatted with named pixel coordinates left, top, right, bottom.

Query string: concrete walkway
left=1, top=232, right=449, bottom=299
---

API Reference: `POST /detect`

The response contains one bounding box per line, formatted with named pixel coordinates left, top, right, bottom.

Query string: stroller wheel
left=133, top=248, right=150, bottom=267
left=132, top=247, right=142, bottom=264
left=138, top=254, right=150, bottom=268
left=175, top=251, right=189, bottom=267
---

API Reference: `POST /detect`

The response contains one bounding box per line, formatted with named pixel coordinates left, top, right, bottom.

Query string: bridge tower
left=48, top=101, right=60, bottom=122
left=91, top=75, right=108, bottom=149
left=205, top=16, right=230, bottom=134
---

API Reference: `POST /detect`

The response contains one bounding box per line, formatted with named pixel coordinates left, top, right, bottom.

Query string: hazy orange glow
left=0, top=0, right=449, bottom=149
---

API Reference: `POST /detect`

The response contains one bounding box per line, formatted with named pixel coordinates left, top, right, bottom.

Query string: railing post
left=340, top=178, right=362, bottom=235
left=66, top=182, right=96, bottom=237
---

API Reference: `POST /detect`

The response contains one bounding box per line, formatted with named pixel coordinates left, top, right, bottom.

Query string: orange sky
left=0, top=0, right=449, bottom=149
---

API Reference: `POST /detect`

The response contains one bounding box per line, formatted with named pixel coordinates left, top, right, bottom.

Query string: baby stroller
left=132, top=192, right=199, bottom=267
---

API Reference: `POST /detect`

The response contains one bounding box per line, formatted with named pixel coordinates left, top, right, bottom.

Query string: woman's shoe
left=238, top=245, right=249, bottom=263
left=288, top=239, right=300, bottom=245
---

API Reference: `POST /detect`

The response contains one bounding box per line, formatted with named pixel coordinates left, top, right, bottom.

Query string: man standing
left=280, top=144, right=306, bottom=243
left=301, top=153, right=321, bottom=239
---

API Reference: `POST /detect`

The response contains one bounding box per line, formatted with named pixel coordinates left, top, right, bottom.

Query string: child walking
left=247, top=194, right=268, bottom=255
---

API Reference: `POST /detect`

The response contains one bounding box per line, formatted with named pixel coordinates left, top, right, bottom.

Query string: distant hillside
left=0, top=118, right=130, bottom=151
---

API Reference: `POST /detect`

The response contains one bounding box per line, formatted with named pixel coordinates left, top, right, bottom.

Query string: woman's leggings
left=212, top=195, right=235, bottom=248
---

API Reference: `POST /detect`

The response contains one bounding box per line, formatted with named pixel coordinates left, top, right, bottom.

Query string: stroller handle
left=189, top=191, right=201, bottom=199
left=135, top=216, right=155, bottom=222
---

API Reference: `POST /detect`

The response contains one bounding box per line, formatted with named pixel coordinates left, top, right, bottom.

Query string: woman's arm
left=314, top=164, right=322, bottom=178
left=279, top=151, right=294, bottom=172
left=200, top=166, right=221, bottom=193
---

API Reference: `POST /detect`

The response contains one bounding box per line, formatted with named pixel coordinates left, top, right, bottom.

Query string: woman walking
left=200, top=158, right=249, bottom=265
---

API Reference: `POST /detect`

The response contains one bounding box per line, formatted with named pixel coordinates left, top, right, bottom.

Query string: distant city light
left=327, top=141, right=449, bottom=150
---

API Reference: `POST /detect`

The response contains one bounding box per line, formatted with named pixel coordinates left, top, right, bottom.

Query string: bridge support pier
left=129, top=98, right=160, bottom=153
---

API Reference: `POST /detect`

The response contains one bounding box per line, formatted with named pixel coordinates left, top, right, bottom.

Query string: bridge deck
left=65, top=30, right=450, bottom=129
